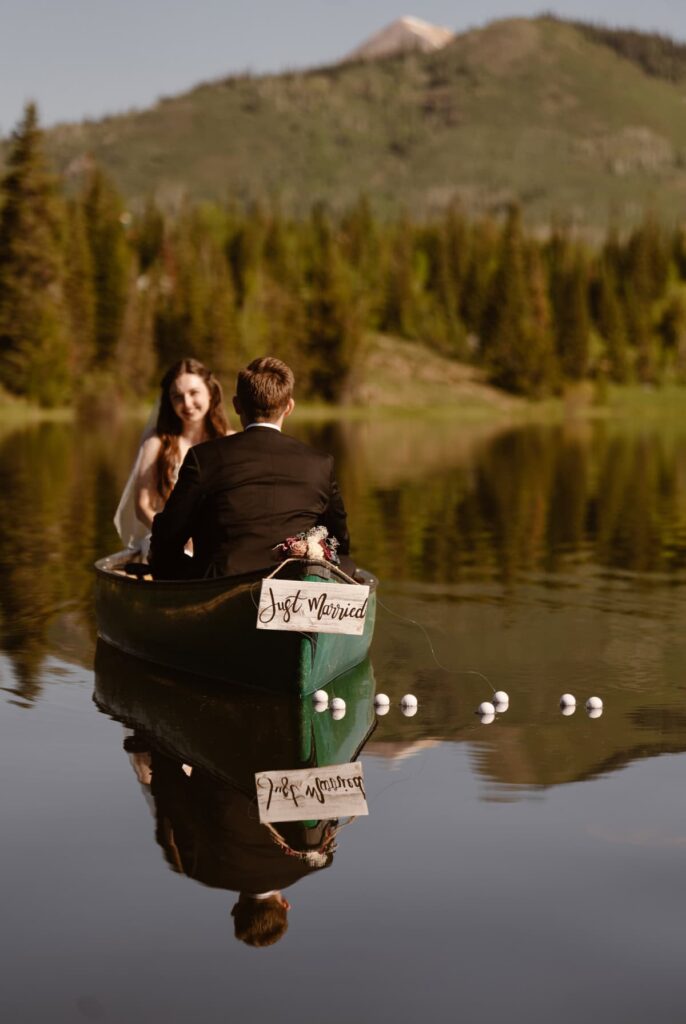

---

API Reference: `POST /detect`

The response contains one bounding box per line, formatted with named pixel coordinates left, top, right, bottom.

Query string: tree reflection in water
left=3, top=416, right=686, bottom=700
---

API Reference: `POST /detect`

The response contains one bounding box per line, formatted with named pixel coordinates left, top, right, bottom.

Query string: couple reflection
left=94, top=644, right=376, bottom=947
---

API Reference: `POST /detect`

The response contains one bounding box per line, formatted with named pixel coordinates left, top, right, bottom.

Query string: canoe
left=94, top=553, right=377, bottom=696
left=93, top=641, right=378, bottom=789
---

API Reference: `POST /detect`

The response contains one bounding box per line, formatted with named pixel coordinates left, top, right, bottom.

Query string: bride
left=114, top=358, right=233, bottom=554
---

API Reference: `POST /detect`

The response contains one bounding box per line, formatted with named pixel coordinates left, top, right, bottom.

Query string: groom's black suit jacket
left=149, top=426, right=350, bottom=579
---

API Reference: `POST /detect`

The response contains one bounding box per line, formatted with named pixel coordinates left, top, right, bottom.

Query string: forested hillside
left=3, top=105, right=686, bottom=409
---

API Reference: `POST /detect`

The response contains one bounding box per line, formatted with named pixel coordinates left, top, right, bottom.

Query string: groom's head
left=233, top=356, right=295, bottom=427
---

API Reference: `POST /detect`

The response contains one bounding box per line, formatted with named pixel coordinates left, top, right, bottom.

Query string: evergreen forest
left=3, top=104, right=686, bottom=409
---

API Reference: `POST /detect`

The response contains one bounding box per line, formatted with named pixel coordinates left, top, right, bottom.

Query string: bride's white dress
left=113, top=401, right=163, bottom=555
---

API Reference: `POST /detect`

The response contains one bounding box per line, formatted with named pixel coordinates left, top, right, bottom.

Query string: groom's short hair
left=236, top=357, right=295, bottom=421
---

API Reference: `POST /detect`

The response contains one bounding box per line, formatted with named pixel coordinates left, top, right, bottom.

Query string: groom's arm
left=149, top=448, right=203, bottom=579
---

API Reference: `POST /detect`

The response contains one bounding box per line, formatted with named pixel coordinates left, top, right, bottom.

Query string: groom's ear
left=283, top=398, right=295, bottom=419
left=232, top=395, right=242, bottom=416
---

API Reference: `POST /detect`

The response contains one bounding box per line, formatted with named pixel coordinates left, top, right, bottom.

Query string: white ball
left=493, top=691, right=509, bottom=704
left=313, top=690, right=329, bottom=707
left=561, top=704, right=576, bottom=717
left=479, top=713, right=495, bottom=725
left=478, top=701, right=495, bottom=716
left=560, top=693, right=576, bottom=707
left=331, top=707, right=346, bottom=721
left=330, top=697, right=346, bottom=712
left=494, top=700, right=509, bottom=713
left=375, top=704, right=390, bottom=717
left=401, top=704, right=418, bottom=717
left=586, top=696, right=603, bottom=710
left=374, top=693, right=390, bottom=707
left=400, top=694, right=418, bottom=707
left=587, top=707, right=603, bottom=720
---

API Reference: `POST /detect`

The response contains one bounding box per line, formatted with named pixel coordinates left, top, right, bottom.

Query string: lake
left=2, top=413, right=686, bottom=1023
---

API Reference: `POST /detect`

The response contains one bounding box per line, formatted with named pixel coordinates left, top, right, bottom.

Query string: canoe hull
left=94, top=555, right=377, bottom=696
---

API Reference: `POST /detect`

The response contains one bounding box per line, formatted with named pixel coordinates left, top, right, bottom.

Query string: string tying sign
left=256, top=578, right=370, bottom=635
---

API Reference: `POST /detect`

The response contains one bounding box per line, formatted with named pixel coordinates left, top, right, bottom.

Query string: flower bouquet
left=277, top=525, right=340, bottom=565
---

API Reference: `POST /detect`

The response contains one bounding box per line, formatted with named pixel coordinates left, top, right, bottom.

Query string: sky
left=3, top=0, right=686, bottom=134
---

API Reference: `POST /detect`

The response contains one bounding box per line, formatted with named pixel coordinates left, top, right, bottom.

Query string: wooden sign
left=256, top=578, right=370, bottom=635
left=255, top=762, right=368, bottom=823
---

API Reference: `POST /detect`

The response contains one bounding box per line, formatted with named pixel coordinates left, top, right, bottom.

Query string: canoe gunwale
left=94, top=551, right=378, bottom=595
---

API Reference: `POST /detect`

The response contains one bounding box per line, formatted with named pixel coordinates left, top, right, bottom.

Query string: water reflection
left=3, top=415, right=686, bottom=794
left=5, top=415, right=686, bottom=1020
left=93, top=644, right=377, bottom=945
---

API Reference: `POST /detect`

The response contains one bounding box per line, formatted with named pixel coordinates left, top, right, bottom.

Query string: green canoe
left=94, top=553, right=377, bottom=696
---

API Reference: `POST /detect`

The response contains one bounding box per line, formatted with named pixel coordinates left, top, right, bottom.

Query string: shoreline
left=2, top=384, right=685, bottom=429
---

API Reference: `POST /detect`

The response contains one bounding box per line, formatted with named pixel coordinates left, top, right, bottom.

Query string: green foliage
left=63, top=198, right=96, bottom=377
left=593, top=261, right=630, bottom=382
left=3, top=103, right=686, bottom=409
left=154, top=206, right=238, bottom=378
left=481, top=206, right=531, bottom=393
left=480, top=207, right=558, bottom=397
left=303, top=206, right=362, bottom=402
left=83, top=168, right=130, bottom=365
left=0, top=103, right=71, bottom=406
left=134, top=198, right=165, bottom=272
left=555, top=254, right=591, bottom=380
left=657, top=289, right=686, bottom=381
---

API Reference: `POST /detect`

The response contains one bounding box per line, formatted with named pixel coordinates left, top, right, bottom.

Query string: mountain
left=29, top=16, right=686, bottom=225
left=343, top=15, right=454, bottom=61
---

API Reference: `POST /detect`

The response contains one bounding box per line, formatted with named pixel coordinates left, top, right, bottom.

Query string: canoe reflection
left=93, top=642, right=377, bottom=946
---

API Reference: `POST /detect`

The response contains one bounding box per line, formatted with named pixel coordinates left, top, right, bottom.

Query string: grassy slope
left=35, top=17, right=686, bottom=225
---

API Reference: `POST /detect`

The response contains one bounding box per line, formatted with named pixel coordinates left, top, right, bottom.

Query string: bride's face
left=170, top=372, right=211, bottom=427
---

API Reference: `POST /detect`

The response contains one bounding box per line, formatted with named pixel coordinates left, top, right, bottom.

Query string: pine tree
left=480, top=205, right=534, bottom=393
left=0, top=103, right=71, bottom=405
left=625, top=216, right=670, bottom=305
left=552, top=250, right=591, bottom=380
left=659, top=290, right=686, bottom=378
left=624, top=290, right=658, bottom=383
left=524, top=243, right=559, bottom=396
left=202, top=240, right=239, bottom=380
left=227, top=203, right=266, bottom=308
left=340, top=195, right=382, bottom=326
left=117, top=271, right=157, bottom=397
left=460, top=218, right=498, bottom=337
left=83, top=167, right=130, bottom=366
left=593, top=259, right=630, bottom=382
left=154, top=207, right=238, bottom=379
left=380, top=214, right=421, bottom=339
left=135, top=198, right=165, bottom=273
left=418, top=209, right=468, bottom=356
left=63, top=198, right=96, bottom=378
left=304, top=205, right=361, bottom=402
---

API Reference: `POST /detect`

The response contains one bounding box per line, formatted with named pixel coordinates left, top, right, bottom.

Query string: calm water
left=2, top=415, right=686, bottom=1023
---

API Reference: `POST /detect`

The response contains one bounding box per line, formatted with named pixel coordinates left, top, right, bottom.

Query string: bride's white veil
left=113, top=398, right=160, bottom=549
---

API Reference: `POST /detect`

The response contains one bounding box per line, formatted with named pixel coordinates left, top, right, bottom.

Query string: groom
left=149, top=356, right=352, bottom=580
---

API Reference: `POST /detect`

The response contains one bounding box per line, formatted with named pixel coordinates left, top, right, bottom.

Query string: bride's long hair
left=155, top=358, right=229, bottom=500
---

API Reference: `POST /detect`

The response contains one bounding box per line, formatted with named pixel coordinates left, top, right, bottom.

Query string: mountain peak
left=343, top=14, right=455, bottom=62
